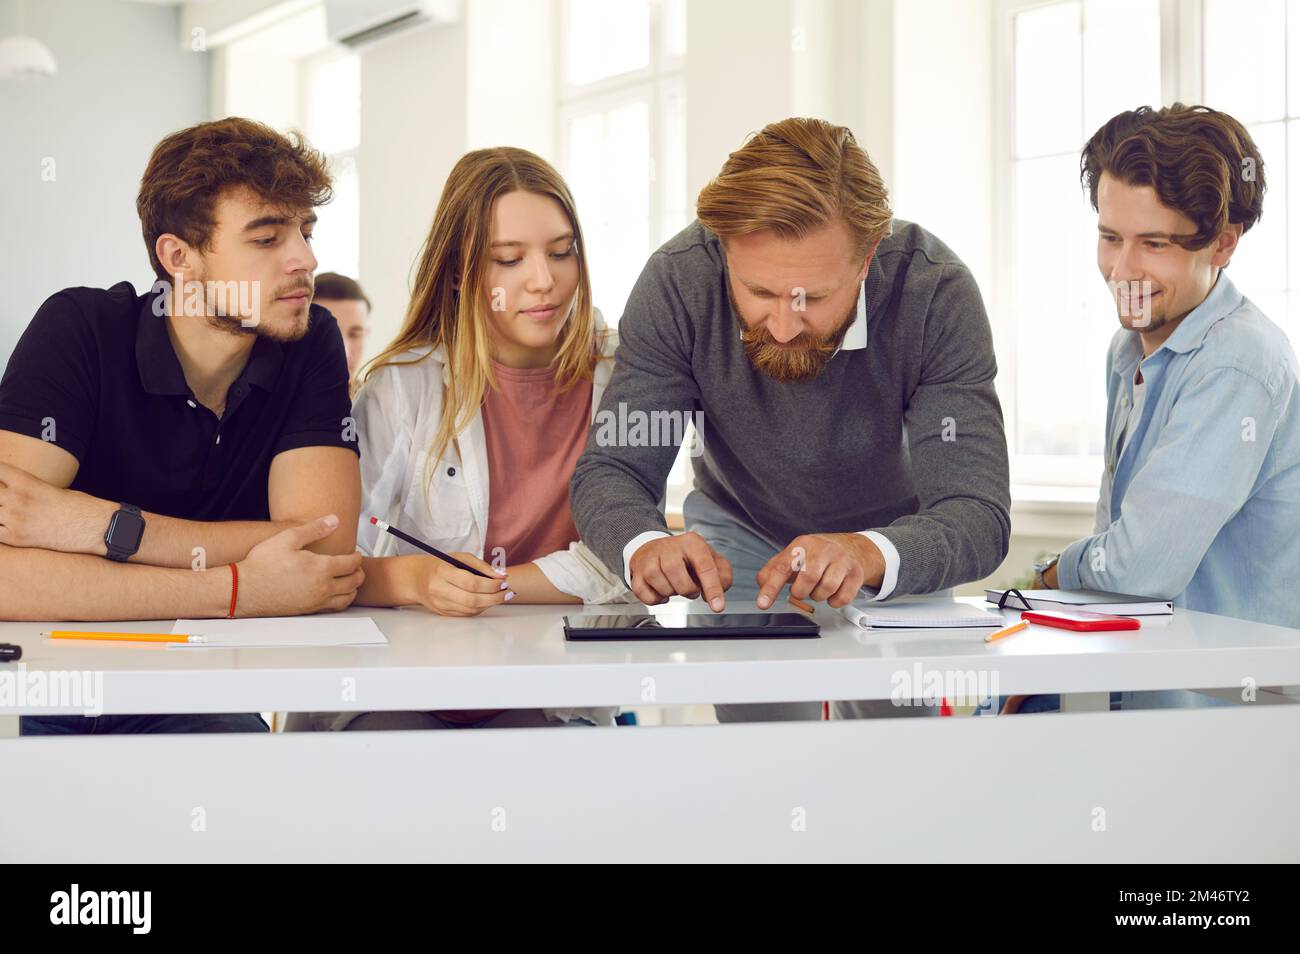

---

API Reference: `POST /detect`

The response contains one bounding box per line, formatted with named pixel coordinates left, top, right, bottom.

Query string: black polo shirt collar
left=135, top=291, right=286, bottom=401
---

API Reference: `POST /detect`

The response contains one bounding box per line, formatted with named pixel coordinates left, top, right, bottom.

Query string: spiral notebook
left=838, top=599, right=1003, bottom=630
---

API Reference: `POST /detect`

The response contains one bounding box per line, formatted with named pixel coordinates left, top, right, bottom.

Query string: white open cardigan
left=352, top=316, right=634, bottom=603
left=343, top=315, right=637, bottom=728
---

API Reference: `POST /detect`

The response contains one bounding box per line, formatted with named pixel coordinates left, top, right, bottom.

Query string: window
left=558, top=0, right=688, bottom=327
left=301, top=48, right=361, bottom=281
left=1202, top=0, right=1300, bottom=342
left=1001, top=0, right=1164, bottom=491
left=558, top=0, right=692, bottom=505
left=1001, top=0, right=1299, bottom=495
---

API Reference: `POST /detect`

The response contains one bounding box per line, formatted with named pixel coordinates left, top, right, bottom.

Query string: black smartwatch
left=104, top=503, right=145, bottom=562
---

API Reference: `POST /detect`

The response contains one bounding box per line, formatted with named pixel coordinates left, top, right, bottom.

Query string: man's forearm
left=569, top=455, right=672, bottom=581
left=132, top=513, right=295, bottom=567
left=568, top=301, right=696, bottom=581
left=81, top=498, right=354, bottom=567
left=0, top=542, right=231, bottom=621
left=878, top=498, right=1010, bottom=596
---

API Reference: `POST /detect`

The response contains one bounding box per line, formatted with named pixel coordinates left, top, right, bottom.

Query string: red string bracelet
left=227, top=562, right=239, bottom=619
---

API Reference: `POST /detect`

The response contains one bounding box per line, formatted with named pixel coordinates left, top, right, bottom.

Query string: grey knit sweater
left=570, top=219, right=1010, bottom=597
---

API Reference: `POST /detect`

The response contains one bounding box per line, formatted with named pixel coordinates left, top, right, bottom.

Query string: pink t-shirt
left=481, top=359, right=593, bottom=568
left=436, top=360, right=593, bottom=725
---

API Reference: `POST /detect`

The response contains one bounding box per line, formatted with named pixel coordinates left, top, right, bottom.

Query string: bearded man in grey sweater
left=570, top=117, right=1011, bottom=722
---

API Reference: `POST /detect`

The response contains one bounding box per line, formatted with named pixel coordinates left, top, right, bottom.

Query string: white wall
left=0, top=0, right=209, bottom=366
left=890, top=0, right=995, bottom=303
left=354, top=0, right=556, bottom=352
left=684, top=0, right=802, bottom=203
left=465, top=0, right=554, bottom=157
left=356, top=17, right=469, bottom=352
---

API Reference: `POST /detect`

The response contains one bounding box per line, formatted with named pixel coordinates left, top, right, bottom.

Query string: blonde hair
left=362, top=147, right=602, bottom=497
left=696, top=117, right=892, bottom=257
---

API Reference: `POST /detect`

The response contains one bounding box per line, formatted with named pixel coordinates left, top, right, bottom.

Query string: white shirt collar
left=836, top=280, right=869, bottom=353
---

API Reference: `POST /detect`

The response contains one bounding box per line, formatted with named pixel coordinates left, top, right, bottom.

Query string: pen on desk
left=42, top=631, right=207, bottom=644
left=369, top=516, right=496, bottom=578
left=984, top=620, right=1029, bottom=644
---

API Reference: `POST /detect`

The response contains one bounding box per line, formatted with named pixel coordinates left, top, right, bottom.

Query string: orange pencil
left=787, top=595, right=815, bottom=614
left=42, top=631, right=207, bottom=644
left=984, top=620, right=1029, bottom=644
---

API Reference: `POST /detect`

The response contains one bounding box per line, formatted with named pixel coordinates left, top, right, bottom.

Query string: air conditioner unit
left=325, top=0, right=462, bottom=49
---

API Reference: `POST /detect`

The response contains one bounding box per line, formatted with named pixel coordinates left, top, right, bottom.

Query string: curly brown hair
left=1080, top=104, right=1266, bottom=251
left=136, top=117, right=333, bottom=282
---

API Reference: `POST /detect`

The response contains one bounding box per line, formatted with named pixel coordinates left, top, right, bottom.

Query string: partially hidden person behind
left=313, top=271, right=372, bottom=394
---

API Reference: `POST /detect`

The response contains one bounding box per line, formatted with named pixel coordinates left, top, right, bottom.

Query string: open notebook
left=838, top=599, right=1003, bottom=630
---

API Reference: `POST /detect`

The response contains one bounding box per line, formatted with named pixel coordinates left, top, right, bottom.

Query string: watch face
left=110, top=511, right=145, bottom=553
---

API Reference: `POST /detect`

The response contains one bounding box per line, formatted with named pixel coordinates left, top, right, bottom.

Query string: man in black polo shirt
left=0, top=117, right=364, bottom=734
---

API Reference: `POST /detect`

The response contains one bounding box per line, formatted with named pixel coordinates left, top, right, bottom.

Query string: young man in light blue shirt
left=1011, top=104, right=1300, bottom=714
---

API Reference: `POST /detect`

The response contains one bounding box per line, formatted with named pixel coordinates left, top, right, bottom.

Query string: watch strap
left=104, top=503, right=144, bottom=562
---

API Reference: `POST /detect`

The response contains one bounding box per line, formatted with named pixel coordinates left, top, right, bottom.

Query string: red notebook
left=1021, top=609, right=1141, bottom=632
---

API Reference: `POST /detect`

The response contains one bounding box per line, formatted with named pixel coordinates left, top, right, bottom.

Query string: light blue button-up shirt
left=1057, top=272, right=1300, bottom=629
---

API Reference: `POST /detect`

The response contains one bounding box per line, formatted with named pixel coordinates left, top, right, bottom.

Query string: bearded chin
left=205, top=312, right=257, bottom=337
left=743, top=339, right=837, bottom=382
left=735, top=287, right=859, bottom=383
left=205, top=305, right=308, bottom=343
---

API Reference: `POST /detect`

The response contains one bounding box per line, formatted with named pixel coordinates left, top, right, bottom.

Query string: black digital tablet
left=563, top=612, right=820, bottom=640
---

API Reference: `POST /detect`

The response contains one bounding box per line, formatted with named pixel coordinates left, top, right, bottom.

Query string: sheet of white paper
left=168, top=616, right=388, bottom=649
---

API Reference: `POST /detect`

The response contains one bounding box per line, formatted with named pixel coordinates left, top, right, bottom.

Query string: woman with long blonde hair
left=319, top=148, right=631, bottom=731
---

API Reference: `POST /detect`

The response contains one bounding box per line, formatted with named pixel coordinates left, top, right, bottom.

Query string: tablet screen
left=563, top=612, right=820, bottom=639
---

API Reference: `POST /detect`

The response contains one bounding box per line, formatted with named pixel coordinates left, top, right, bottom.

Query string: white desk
left=3, top=599, right=1299, bottom=861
